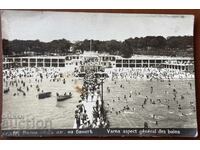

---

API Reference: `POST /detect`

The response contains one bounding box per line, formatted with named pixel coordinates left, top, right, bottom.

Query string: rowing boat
left=57, top=93, right=72, bottom=101
left=38, top=92, right=51, bottom=99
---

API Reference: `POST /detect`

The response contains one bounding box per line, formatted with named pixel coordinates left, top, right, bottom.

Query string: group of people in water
left=106, top=68, right=194, bottom=81
left=3, top=67, right=70, bottom=98
left=102, top=67, right=195, bottom=128
left=3, top=64, right=196, bottom=129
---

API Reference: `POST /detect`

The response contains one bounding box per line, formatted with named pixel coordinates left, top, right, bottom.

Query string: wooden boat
left=3, top=88, right=9, bottom=94
left=57, top=93, right=72, bottom=101
left=38, top=92, right=51, bottom=99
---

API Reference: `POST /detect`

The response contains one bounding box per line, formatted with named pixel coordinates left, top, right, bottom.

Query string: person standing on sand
left=189, top=82, right=192, bottom=89
left=75, top=112, right=81, bottom=128
left=144, top=122, right=148, bottom=128
left=81, top=110, right=88, bottom=125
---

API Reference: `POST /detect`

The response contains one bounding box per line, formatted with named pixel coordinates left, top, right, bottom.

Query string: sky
left=1, top=10, right=194, bottom=42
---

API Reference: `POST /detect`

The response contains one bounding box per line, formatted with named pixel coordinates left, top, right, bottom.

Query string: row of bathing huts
left=3, top=51, right=194, bottom=72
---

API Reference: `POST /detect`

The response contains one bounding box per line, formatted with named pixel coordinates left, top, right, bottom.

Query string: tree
left=122, top=39, right=133, bottom=58
left=2, top=36, right=193, bottom=57
left=2, top=39, right=11, bottom=55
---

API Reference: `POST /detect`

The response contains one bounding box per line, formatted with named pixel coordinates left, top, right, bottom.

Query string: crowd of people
left=103, top=67, right=196, bottom=128
left=3, top=67, right=71, bottom=98
left=74, top=60, right=109, bottom=129
left=105, top=68, right=194, bottom=81
left=3, top=64, right=196, bottom=129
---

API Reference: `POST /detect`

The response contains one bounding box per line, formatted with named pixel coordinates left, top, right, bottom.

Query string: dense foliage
left=3, top=36, right=193, bottom=57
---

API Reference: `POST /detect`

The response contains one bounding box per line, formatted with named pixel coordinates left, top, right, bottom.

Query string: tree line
left=3, top=36, right=193, bottom=58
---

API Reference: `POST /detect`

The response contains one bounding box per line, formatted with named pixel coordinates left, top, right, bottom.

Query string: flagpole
left=90, top=39, right=92, bottom=51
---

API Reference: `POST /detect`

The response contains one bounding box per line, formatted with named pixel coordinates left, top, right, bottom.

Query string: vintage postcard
left=0, top=10, right=197, bottom=137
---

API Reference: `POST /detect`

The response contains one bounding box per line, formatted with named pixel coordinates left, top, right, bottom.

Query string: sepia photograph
left=0, top=10, right=197, bottom=136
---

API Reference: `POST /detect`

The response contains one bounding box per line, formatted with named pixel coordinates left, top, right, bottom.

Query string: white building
left=3, top=52, right=194, bottom=72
